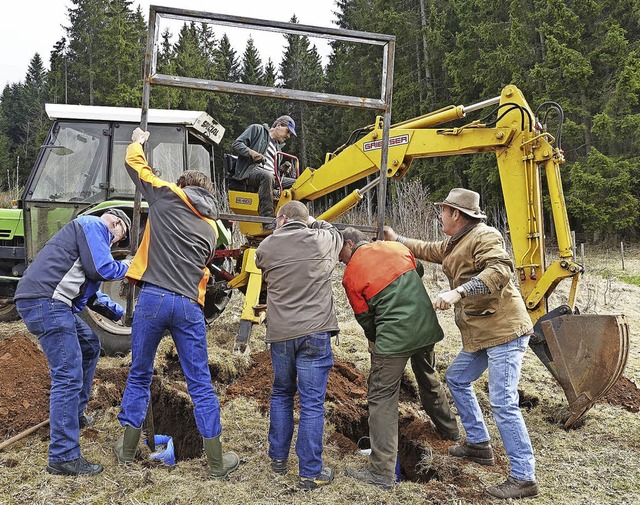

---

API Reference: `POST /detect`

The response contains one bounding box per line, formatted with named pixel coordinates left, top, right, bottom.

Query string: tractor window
left=30, top=122, right=109, bottom=202
left=187, top=144, right=211, bottom=172
left=111, top=124, right=186, bottom=198
left=187, top=132, right=216, bottom=189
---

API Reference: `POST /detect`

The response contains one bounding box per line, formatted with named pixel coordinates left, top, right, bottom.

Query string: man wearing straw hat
left=384, top=188, right=538, bottom=500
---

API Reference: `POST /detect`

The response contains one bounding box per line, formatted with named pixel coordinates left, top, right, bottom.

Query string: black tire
left=0, top=301, right=20, bottom=322
left=79, top=306, right=133, bottom=357
left=81, top=246, right=135, bottom=357
left=203, top=255, right=234, bottom=324
left=82, top=252, right=234, bottom=357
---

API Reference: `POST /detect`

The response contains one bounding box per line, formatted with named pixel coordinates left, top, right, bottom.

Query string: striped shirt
left=260, top=138, right=277, bottom=173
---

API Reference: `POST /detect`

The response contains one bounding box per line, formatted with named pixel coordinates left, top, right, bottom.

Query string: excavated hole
left=92, top=367, right=203, bottom=460
left=226, top=351, right=470, bottom=484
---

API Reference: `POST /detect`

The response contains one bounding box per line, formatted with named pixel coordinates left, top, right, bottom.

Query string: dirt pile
left=2, top=331, right=640, bottom=491
left=0, top=333, right=50, bottom=438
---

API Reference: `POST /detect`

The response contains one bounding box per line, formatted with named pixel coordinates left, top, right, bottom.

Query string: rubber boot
left=203, top=435, right=239, bottom=479
left=114, top=426, right=141, bottom=464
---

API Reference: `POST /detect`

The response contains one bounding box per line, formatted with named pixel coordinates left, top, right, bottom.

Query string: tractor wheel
left=80, top=252, right=234, bottom=357
left=0, top=299, right=20, bottom=322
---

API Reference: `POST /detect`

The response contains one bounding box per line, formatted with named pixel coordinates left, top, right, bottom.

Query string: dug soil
left=2, top=331, right=639, bottom=501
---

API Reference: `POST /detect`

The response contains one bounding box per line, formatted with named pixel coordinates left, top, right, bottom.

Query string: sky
left=1, top=0, right=340, bottom=88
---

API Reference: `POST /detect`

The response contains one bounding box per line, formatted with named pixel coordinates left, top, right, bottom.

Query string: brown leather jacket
left=255, top=220, right=342, bottom=343
left=404, top=223, right=532, bottom=352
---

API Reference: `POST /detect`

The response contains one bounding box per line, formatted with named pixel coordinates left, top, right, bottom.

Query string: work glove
left=281, top=160, right=293, bottom=176
left=248, top=149, right=264, bottom=163
left=87, top=292, right=125, bottom=321
left=131, top=127, right=150, bottom=145
left=433, top=289, right=461, bottom=311
left=383, top=226, right=398, bottom=241
left=121, top=254, right=134, bottom=268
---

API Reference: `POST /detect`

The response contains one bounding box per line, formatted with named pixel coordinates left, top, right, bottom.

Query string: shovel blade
left=539, top=313, right=629, bottom=428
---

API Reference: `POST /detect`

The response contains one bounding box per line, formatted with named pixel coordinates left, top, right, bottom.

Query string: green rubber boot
left=203, top=435, right=239, bottom=479
left=114, top=426, right=141, bottom=464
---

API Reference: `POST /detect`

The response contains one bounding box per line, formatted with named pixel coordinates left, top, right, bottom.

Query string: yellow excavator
left=225, top=84, right=629, bottom=428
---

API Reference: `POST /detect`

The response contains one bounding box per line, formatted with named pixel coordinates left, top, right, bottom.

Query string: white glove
left=432, top=289, right=462, bottom=311
left=131, top=127, right=150, bottom=145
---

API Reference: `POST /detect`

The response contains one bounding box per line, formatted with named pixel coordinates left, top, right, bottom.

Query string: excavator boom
left=228, top=85, right=629, bottom=426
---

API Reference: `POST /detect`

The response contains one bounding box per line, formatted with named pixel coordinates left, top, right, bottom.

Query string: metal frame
left=139, top=5, right=396, bottom=237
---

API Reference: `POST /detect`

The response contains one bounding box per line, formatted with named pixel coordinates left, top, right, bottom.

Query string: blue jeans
left=16, top=298, right=100, bottom=463
left=269, top=332, right=333, bottom=479
left=445, top=335, right=536, bottom=481
left=118, top=283, right=221, bottom=438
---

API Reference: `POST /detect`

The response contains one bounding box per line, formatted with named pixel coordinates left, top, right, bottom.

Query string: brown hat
left=435, top=188, right=487, bottom=219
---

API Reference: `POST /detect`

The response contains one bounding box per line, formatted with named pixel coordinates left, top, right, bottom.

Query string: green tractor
left=0, top=104, right=233, bottom=355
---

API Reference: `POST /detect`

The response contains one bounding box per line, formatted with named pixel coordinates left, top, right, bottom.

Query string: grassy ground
left=1, top=257, right=639, bottom=504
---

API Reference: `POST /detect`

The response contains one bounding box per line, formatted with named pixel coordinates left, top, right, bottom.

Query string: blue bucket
left=145, top=434, right=175, bottom=466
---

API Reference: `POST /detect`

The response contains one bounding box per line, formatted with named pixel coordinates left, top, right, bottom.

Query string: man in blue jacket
left=231, top=115, right=297, bottom=218
left=14, top=209, right=131, bottom=476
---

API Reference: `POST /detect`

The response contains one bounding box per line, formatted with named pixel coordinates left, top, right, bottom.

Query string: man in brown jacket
left=255, top=200, right=342, bottom=491
left=384, top=188, right=538, bottom=500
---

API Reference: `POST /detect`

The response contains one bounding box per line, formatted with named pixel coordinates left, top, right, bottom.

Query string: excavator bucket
left=529, top=306, right=629, bottom=428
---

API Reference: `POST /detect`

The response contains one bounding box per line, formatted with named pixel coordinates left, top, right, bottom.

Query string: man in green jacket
left=340, top=227, right=458, bottom=490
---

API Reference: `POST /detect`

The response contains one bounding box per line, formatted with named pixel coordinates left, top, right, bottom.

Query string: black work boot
left=203, top=435, right=240, bottom=479
left=79, top=413, right=95, bottom=429
left=114, top=426, right=141, bottom=464
left=46, top=456, right=103, bottom=476
left=486, top=476, right=539, bottom=499
left=270, top=458, right=288, bottom=475
left=345, top=467, right=394, bottom=490
left=448, top=440, right=495, bottom=466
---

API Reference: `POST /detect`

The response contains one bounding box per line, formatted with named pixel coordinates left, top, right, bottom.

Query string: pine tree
left=279, top=16, right=325, bottom=168
left=236, top=37, right=265, bottom=130
left=65, top=0, right=107, bottom=105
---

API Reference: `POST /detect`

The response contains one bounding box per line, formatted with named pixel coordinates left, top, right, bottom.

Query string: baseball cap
left=275, top=115, right=297, bottom=137
left=104, top=208, right=131, bottom=246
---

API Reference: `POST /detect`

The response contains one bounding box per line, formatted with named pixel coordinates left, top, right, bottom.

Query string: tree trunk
left=419, top=0, right=433, bottom=92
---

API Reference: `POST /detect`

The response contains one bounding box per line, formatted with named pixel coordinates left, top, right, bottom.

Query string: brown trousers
left=367, top=345, right=458, bottom=478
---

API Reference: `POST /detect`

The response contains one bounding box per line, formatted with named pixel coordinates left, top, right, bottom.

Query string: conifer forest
left=2, top=0, right=640, bottom=238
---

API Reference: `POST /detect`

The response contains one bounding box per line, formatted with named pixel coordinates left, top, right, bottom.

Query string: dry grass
left=1, top=259, right=639, bottom=505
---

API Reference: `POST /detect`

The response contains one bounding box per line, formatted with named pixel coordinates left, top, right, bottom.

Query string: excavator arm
left=228, top=85, right=629, bottom=426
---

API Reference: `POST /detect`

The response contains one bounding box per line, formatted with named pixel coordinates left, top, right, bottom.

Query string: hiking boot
left=345, top=467, right=394, bottom=490
left=270, top=458, right=288, bottom=475
left=448, top=440, right=495, bottom=466
left=46, top=457, right=103, bottom=476
left=297, top=467, right=334, bottom=491
left=79, top=413, right=95, bottom=429
left=486, top=476, right=539, bottom=499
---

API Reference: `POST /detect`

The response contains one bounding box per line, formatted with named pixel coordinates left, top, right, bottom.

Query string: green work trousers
left=367, top=345, right=457, bottom=478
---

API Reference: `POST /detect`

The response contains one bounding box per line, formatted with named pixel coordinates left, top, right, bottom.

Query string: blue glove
left=87, top=291, right=125, bottom=321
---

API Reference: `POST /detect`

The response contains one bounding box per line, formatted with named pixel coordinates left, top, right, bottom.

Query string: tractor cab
left=0, top=104, right=231, bottom=354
